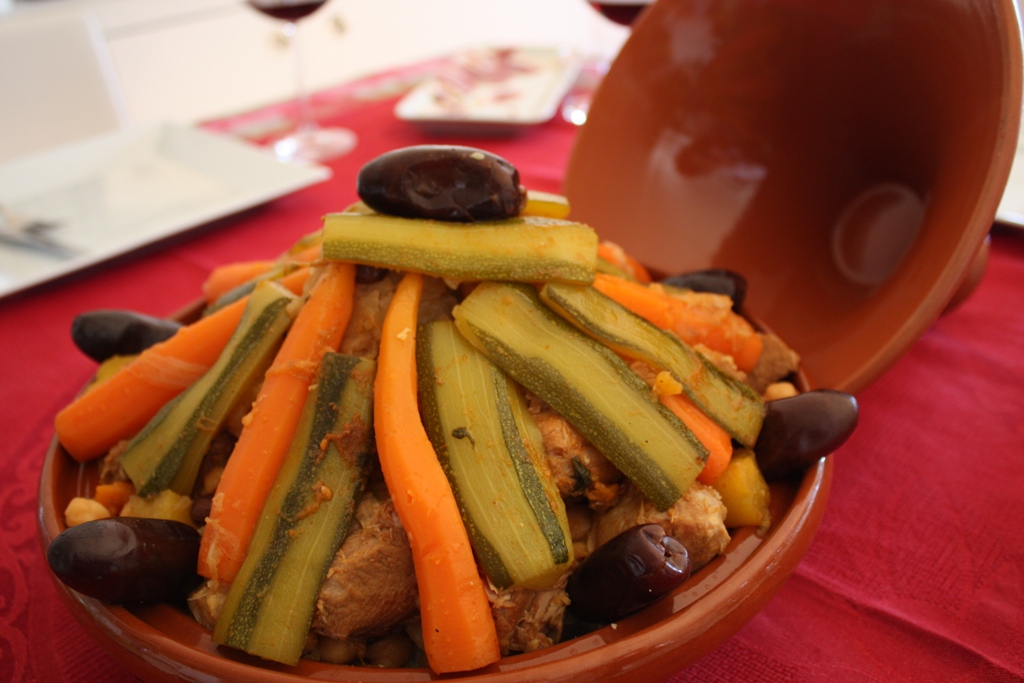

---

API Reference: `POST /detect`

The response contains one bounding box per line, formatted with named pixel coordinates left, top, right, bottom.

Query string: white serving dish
left=0, top=122, right=330, bottom=299
left=394, top=46, right=582, bottom=136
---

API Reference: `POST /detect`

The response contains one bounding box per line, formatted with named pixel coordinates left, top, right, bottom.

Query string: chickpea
left=763, top=381, right=799, bottom=401
left=318, top=636, right=363, bottom=665
left=201, top=466, right=224, bottom=496
left=64, top=497, right=111, bottom=527
left=565, top=502, right=593, bottom=542
left=404, top=619, right=424, bottom=651
left=366, top=630, right=414, bottom=668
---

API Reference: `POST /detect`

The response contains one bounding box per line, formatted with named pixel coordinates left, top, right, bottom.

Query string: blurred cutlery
left=0, top=204, right=79, bottom=257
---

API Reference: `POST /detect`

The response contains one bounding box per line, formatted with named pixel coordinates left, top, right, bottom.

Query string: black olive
left=356, top=145, right=527, bottom=222
left=559, top=611, right=607, bottom=641
left=47, top=517, right=202, bottom=604
left=567, top=523, right=690, bottom=624
left=660, top=269, right=747, bottom=310
left=754, top=389, right=859, bottom=480
left=71, top=310, right=182, bottom=362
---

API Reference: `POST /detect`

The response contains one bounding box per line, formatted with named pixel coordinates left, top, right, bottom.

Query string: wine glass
left=248, top=0, right=357, bottom=162
left=562, top=0, right=653, bottom=126
left=591, top=0, right=652, bottom=25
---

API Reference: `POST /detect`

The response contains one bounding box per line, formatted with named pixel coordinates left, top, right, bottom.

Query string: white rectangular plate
left=0, top=122, right=330, bottom=299
left=395, top=46, right=582, bottom=136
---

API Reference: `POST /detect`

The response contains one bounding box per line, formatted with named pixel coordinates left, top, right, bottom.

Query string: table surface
left=3, top=67, right=1023, bottom=683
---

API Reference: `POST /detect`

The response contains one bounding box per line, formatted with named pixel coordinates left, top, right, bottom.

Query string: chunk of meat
left=312, top=492, right=418, bottom=640
left=564, top=502, right=595, bottom=561
left=590, top=483, right=730, bottom=571
left=191, top=430, right=235, bottom=498
left=98, top=440, right=129, bottom=484
left=338, top=275, right=457, bottom=360
left=487, top=580, right=571, bottom=655
left=526, top=393, right=624, bottom=511
left=223, top=377, right=262, bottom=437
left=338, top=275, right=398, bottom=359
left=188, top=579, right=230, bottom=630
left=417, top=275, right=460, bottom=324
left=746, top=333, right=800, bottom=394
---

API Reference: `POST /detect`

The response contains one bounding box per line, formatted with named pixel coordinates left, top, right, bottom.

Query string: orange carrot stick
left=198, top=262, right=355, bottom=583
left=662, top=393, right=734, bottom=485
left=57, top=297, right=250, bottom=462
left=374, top=272, right=501, bottom=674
left=93, top=481, right=135, bottom=516
left=202, top=260, right=276, bottom=303
left=274, top=267, right=311, bottom=296
left=286, top=243, right=321, bottom=264
left=201, top=238, right=321, bottom=304
left=597, top=241, right=652, bottom=283
left=593, top=273, right=763, bottom=372
left=55, top=269, right=311, bottom=463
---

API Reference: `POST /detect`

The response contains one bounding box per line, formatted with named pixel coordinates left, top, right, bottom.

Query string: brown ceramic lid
left=564, top=0, right=1022, bottom=393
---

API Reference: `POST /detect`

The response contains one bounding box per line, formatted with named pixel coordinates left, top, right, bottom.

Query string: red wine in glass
left=249, top=0, right=327, bottom=22
left=247, top=0, right=356, bottom=162
left=591, top=0, right=653, bottom=26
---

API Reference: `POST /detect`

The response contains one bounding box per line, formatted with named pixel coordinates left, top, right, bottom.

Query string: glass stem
left=286, top=20, right=315, bottom=135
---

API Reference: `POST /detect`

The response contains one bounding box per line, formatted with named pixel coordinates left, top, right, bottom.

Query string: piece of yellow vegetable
left=523, top=190, right=571, bottom=219
left=712, top=448, right=771, bottom=533
left=121, top=490, right=195, bottom=528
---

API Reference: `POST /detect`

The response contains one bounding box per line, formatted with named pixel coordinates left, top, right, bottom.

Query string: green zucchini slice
left=417, top=320, right=573, bottom=590
left=120, top=280, right=297, bottom=497
left=452, top=282, right=707, bottom=511
left=321, top=212, right=598, bottom=283
left=214, top=353, right=376, bottom=665
left=540, top=282, right=766, bottom=447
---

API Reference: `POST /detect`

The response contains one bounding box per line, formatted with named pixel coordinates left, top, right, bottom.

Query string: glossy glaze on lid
left=564, top=0, right=1022, bottom=393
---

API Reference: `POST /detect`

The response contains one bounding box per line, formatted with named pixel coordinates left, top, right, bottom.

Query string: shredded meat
left=338, top=275, right=457, bottom=360
left=565, top=502, right=595, bottom=560
left=339, top=275, right=398, bottom=359
left=487, top=580, right=570, bottom=655
left=417, top=276, right=460, bottom=324
left=98, top=440, right=129, bottom=484
left=188, top=579, right=230, bottom=630
left=191, top=430, right=235, bottom=498
left=312, top=492, right=418, bottom=640
left=223, top=377, right=262, bottom=437
left=525, top=393, right=624, bottom=511
left=590, top=483, right=730, bottom=571
left=746, top=333, right=801, bottom=394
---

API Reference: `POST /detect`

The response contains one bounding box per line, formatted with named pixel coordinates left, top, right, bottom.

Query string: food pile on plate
left=46, top=146, right=857, bottom=674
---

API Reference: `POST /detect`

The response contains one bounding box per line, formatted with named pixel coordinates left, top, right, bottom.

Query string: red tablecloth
left=3, top=70, right=1023, bottom=682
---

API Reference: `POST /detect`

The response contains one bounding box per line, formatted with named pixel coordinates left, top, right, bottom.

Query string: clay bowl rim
left=36, top=300, right=832, bottom=683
